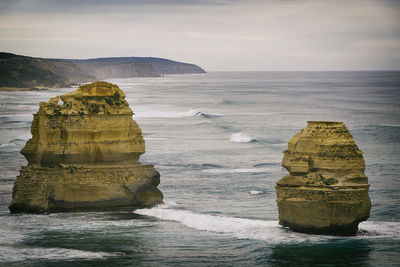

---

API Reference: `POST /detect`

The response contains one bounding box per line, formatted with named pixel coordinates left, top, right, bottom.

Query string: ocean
left=0, top=71, right=399, bottom=266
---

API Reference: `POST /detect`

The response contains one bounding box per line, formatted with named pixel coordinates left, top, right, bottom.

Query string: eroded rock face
left=9, top=81, right=163, bottom=213
left=276, top=121, right=371, bottom=235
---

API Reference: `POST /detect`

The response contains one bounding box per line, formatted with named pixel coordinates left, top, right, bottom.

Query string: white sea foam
left=230, top=132, right=255, bottom=143
left=163, top=199, right=179, bottom=208
left=135, top=205, right=288, bottom=243
left=357, top=221, right=400, bottom=238
left=134, top=205, right=325, bottom=244
left=202, top=168, right=269, bottom=174
left=135, top=204, right=400, bottom=244
left=0, top=246, right=115, bottom=261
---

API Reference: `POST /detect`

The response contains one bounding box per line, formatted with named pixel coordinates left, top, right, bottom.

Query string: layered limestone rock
left=9, top=81, right=163, bottom=213
left=276, top=121, right=371, bottom=235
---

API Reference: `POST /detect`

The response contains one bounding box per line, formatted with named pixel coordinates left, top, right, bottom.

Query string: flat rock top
left=39, top=81, right=132, bottom=116
left=61, top=81, right=126, bottom=100
left=289, top=121, right=357, bottom=147
left=306, top=121, right=344, bottom=126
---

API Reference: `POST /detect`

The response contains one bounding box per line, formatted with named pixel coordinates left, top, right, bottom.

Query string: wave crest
left=135, top=204, right=400, bottom=243
left=249, top=190, right=264, bottom=195
left=230, top=132, right=257, bottom=143
left=133, top=107, right=220, bottom=118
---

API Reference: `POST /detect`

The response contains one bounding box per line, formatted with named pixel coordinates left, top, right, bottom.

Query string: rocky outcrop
left=0, top=53, right=95, bottom=90
left=9, top=81, right=163, bottom=213
left=276, top=121, right=371, bottom=235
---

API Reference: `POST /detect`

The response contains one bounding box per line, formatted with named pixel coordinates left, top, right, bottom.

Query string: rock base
left=276, top=185, right=371, bottom=235
left=10, top=164, right=162, bottom=214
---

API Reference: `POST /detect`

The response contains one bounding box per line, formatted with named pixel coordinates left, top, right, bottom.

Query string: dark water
left=0, top=71, right=399, bottom=266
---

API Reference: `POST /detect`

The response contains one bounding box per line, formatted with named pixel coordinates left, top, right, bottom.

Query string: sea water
left=0, top=71, right=399, bottom=266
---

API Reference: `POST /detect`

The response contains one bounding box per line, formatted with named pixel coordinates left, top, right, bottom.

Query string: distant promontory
left=0, top=52, right=206, bottom=91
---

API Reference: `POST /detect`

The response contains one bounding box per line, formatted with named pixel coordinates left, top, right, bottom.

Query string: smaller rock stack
left=276, top=121, right=371, bottom=235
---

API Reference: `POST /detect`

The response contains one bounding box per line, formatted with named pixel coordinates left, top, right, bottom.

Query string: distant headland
left=0, top=52, right=206, bottom=91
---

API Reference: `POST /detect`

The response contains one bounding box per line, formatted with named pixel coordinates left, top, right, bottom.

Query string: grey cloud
left=0, top=0, right=240, bottom=14
left=0, top=0, right=399, bottom=70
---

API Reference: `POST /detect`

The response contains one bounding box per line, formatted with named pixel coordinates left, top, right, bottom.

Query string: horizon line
left=206, top=70, right=400, bottom=72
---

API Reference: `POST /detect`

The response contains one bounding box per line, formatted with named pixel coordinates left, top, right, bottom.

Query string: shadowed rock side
left=9, top=81, right=163, bottom=213
left=276, top=121, right=371, bottom=235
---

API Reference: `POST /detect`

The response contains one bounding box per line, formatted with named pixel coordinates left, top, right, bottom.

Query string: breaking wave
left=135, top=203, right=400, bottom=244
left=230, top=132, right=257, bottom=143
left=133, top=107, right=221, bottom=118
left=249, top=190, right=264, bottom=195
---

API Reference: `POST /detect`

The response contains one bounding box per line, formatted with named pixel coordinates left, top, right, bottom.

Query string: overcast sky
left=0, top=0, right=399, bottom=71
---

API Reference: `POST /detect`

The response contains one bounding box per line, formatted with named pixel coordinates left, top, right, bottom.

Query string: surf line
left=134, top=203, right=400, bottom=243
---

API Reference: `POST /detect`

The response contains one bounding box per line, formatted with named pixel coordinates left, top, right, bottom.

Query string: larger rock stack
left=9, top=81, right=163, bottom=213
left=276, top=121, right=371, bottom=235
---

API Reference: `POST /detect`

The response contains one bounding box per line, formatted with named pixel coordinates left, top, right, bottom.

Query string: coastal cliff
left=0, top=53, right=96, bottom=90
left=9, top=81, right=163, bottom=213
left=0, top=52, right=206, bottom=91
left=69, top=57, right=206, bottom=79
left=276, top=121, right=371, bottom=235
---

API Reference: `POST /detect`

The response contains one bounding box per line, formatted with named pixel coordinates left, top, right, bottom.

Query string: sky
left=0, top=0, right=399, bottom=71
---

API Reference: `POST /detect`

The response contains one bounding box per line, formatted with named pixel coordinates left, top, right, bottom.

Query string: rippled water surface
left=1, top=72, right=399, bottom=266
